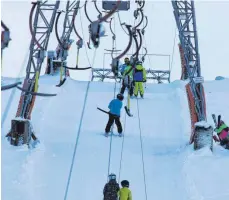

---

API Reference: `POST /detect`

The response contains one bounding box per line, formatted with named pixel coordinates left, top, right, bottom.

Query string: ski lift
left=102, top=0, right=130, bottom=11
left=1, top=21, right=11, bottom=49
left=76, top=38, right=83, bottom=49
left=111, top=58, right=120, bottom=76
left=88, top=21, right=106, bottom=48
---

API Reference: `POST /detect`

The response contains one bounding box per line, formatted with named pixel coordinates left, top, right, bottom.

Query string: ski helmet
left=117, top=93, right=124, bottom=101
left=121, top=180, right=129, bottom=187
left=136, top=60, right=142, bottom=65
left=108, top=173, right=116, bottom=180
left=124, top=57, right=130, bottom=65
left=124, top=57, right=129, bottom=62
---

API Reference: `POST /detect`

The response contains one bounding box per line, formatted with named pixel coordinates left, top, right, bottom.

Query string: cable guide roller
left=102, top=0, right=130, bottom=11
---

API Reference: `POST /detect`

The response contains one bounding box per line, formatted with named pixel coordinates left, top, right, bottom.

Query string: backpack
left=134, top=68, right=143, bottom=82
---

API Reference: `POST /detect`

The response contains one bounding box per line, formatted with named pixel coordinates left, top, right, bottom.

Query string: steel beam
left=172, top=0, right=206, bottom=121
left=16, top=1, right=60, bottom=119
left=91, top=68, right=170, bottom=83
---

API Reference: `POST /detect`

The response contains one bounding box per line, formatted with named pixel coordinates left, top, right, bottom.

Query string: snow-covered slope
left=1, top=76, right=229, bottom=200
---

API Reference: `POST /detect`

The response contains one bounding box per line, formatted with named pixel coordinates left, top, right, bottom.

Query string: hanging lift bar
left=141, top=47, right=147, bottom=62
left=1, top=82, right=22, bottom=91
left=131, top=28, right=142, bottom=63
left=104, top=17, right=122, bottom=59
left=1, top=21, right=11, bottom=50
left=111, top=24, right=133, bottom=76
left=93, top=0, right=103, bottom=19
left=91, top=23, right=133, bottom=81
left=141, top=16, right=148, bottom=35
left=87, top=0, right=121, bottom=49
left=54, top=1, right=91, bottom=86
left=1, top=21, right=22, bottom=91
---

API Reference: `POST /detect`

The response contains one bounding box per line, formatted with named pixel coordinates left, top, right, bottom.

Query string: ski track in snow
left=2, top=77, right=229, bottom=200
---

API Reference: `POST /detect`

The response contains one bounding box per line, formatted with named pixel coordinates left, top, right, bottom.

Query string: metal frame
left=26, top=2, right=60, bottom=80
left=146, top=69, right=170, bottom=83
left=57, top=0, right=80, bottom=61
left=91, top=52, right=171, bottom=83
left=46, top=0, right=80, bottom=77
left=172, top=0, right=206, bottom=121
left=91, top=68, right=122, bottom=81
left=16, top=1, right=60, bottom=119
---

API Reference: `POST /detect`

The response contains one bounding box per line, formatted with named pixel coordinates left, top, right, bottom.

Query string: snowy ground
left=1, top=76, right=229, bottom=200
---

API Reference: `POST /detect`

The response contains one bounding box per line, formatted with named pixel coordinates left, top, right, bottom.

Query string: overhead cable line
left=79, top=8, right=93, bottom=67
left=170, top=28, right=177, bottom=75
left=136, top=99, right=148, bottom=200
left=118, top=108, right=127, bottom=183
left=1, top=49, right=30, bottom=128
left=64, top=49, right=97, bottom=200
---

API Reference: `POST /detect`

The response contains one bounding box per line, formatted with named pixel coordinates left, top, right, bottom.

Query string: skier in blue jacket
left=105, top=93, right=124, bottom=136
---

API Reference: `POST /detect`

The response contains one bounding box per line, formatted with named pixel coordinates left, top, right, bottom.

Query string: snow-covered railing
left=91, top=68, right=170, bottom=83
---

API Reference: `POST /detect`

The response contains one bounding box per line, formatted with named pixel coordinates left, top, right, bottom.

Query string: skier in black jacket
left=103, top=173, right=120, bottom=200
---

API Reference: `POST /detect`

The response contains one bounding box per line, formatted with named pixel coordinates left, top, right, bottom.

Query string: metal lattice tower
left=26, top=1, right=60, bottom=80
left=57, top=0, right=80, bottom=61
left=172, top=0, right=206, bottom=121
left=16, top=1, right=60, bottom=118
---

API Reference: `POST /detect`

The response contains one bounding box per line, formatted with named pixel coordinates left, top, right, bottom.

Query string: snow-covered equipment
left=194, top=121, right=213, bottom=151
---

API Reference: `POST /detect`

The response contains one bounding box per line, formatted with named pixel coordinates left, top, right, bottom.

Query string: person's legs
left=105, top=114, right=115, bottom=133
left=129, top=81, right=134, bottom=96
left=115, top=117, right=123, bottom=134
left=120, top=80, right=126, bottom=94
left=134, top=82, right=139, bottom=97
left=139, top=82, right=144, bottom=97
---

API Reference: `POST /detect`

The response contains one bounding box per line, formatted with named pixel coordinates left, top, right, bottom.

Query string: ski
left=124, top=106, right=133, bottom=117
left=56, top=78, right=66, bottom=87
left=212, top=114, right=217, bottom=127
left=104, top=132, right=122, bottom=137
left=217, top=115, right=221, bottom=128
left=212, top=114, right=221, bottom=142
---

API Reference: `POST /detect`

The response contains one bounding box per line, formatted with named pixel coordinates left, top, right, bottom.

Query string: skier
left=105, top=93, right=124, bottom=136
left=118, top=180, right=132, bottom=200
left=120, top=57, right=134, bottom=96
left=119, top=57, right=129, bottom=75
left=103, top=173, right=120, bottom=200
left=133, top=60, right=146, bottom=98
left=215, top=120, right=229, bottom=149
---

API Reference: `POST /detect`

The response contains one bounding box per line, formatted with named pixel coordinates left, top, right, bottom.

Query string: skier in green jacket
left=118, top=180, right=132, bottom=200
left=120, top=57, right=134, bottom=96
left=133, top=61, right=146, bottom=98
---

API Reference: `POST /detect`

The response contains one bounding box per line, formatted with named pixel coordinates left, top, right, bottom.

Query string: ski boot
left=31, top=139, right=40, bottom=148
